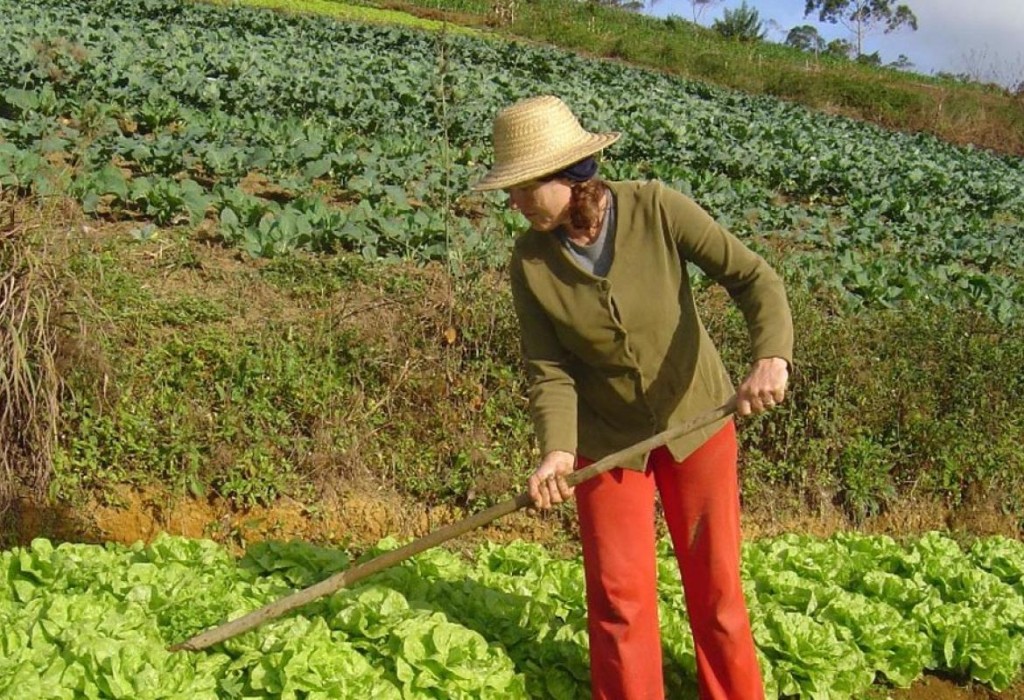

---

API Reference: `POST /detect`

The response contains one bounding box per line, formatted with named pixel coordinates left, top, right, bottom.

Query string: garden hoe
left=169, top=396, right=738, bottom=652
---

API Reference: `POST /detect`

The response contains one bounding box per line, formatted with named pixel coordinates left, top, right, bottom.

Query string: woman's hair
left=540, top=156, right=605, bottom=234
left=568, top=178, right=606, bottom=234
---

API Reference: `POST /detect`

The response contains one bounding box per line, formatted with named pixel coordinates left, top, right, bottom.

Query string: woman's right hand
left=528, top=450, right=576, bottom=509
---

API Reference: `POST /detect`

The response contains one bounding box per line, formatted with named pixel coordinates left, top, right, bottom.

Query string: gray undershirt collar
left=558, top=195, right=617, bottom=277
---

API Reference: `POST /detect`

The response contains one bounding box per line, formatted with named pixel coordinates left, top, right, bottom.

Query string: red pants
left=575, top=421, right=764, bottom=700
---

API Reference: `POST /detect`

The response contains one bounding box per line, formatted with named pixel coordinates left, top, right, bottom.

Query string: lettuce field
left=1, top=0, right=1022, bottom=321
left=3, top=532, right=1024, bottom=699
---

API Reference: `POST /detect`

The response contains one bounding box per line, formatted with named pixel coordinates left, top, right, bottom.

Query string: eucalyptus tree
left=803, top=0, right=918, bottom=57
left=785, top=24, right=826, bottom=53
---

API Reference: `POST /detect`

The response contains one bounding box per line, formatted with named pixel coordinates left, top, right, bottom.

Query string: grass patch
left=38, top=214, right=1023, bottom=533
left=206, top=0, right=484, bottom=36
left=50, top=223, right=534, bottom=511
left=709, top=271, right=1024, bottom=525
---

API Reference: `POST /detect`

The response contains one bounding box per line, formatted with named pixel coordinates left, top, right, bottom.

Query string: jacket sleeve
left=509, top=252, right=579, bottom=457
left=658, top=183, right=794, bottom=365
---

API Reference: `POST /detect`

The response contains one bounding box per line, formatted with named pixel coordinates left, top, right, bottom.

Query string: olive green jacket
left=509, top=180, right=793, bottom=470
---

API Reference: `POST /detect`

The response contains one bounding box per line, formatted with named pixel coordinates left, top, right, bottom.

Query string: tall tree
left=803, top=0, right=918, bottom=57
left=785, top=24, right=826, bottom=53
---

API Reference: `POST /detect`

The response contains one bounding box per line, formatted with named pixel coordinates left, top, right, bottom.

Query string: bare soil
left=11, top=483, right=571, bottom=557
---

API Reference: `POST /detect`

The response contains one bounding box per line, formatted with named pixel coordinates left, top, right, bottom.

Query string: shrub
left=712, top=1, right=765, bottom=42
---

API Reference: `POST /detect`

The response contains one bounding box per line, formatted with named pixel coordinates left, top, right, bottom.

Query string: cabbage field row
left=1, top=0, right=1022, bottom=320
left=2, top=532, right=1024, bottom=699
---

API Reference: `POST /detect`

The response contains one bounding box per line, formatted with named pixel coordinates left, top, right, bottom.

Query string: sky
left=646, top=0, right=1024, bottom=88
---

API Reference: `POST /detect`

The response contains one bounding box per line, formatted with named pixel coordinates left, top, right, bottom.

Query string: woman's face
left=505, top=178, right=571, bottom=232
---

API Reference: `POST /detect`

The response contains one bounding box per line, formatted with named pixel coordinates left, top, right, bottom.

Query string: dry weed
left=0, top=197, right=65, bottom=514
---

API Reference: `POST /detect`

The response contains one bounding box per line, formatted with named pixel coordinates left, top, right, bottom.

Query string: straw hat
left=472, top=95, right=620, bottom=191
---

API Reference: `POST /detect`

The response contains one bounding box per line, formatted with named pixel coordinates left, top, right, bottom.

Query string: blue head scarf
left=542, top=156, right=598, bottom=183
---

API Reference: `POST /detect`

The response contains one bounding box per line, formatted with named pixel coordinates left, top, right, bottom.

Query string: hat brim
left=471, top=132, right=620, bottom=192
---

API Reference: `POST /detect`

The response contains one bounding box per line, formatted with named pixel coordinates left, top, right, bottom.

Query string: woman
left=473, top=95, right=792, bottom=700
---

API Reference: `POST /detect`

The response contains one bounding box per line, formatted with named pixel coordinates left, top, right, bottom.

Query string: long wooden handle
left=170, top=397, right=737, bottom=652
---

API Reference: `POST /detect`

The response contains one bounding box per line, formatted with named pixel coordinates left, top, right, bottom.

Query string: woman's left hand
left=736, top=357, right=789, bottom=416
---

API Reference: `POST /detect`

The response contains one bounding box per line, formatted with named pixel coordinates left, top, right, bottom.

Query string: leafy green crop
left=1, top=532, right=1023, bottom=698
left=1, top=0, right=1022, bottom=320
